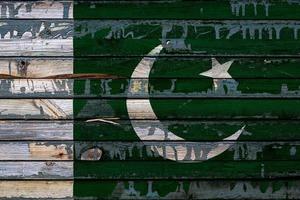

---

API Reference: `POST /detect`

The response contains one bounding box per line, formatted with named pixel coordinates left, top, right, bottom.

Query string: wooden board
left=0, top=20, right=72, bottom=56
left=0, top=162, right=73, bottom=179
left=74, top=0, right=300, bottom=19
left=0, top=1, right=73, bottom=19
left=74, top=20, right=300, bottom=56
left=74, top=180, right=300, bottom=199
left=0, top=181, right=72, bottom=199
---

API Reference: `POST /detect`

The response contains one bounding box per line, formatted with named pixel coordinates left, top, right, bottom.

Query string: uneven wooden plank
left=74, top=0, right=300, bottom=19
left=74, top=20, right=300, bottom=56
left=0, top=20, right=72, bottom=56
left=75, top=57, right=300, bottom=79
left=74, top=160, right=300, bottom=179
left=0, top=99, right=72, bottom=119
left=75, top=141, right=300, bottom=161
left=74, top=120, right=300, bottom=141
left=0, top=141, right=73, bottom=160
left=0, top=1, right=73, bottom=19
left=75, top=180, right=300, bottom=199
left=74, top=99, right=300, bottom=119
left=0, top=120, right=73, bottom=140
left=0, top=162, right=72, bottom=179
left=0, top=79, right=73, bottom=98
left=73, top=78, right=300, bottom=98
left=0, top=59, right=73, bottom=78
left=0, top=181, right=73, bottom=199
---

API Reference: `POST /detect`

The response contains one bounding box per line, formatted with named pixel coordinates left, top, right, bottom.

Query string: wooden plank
left=0, top=181, right=73, bottom=199
left=0, top=120, right=73, bottom=140
left=0, top=141, right=73, bottom=160
left=74, top=120, right=300, bottom=141
left=75, top=141, right=300, bottom=161
left=74, top=20, right=300, bottom=56
left=0, top=20, right=72, bottom=56
left=0, top=79, right=73, bottom=98
left=74, top=57, right=300, bottom=79
left=0, top=99, right=72, bottom=119
left=74, top=99, right=300, bottom=120
left=0, top=1, right=73, bottom=19
left=74, top=0, right=300, bottom=20
left=74, top=160, right=300, bottom=179
left=0, top=59, right=73, bottom=78
left=73, top=78, right=300, bottom=98
left=74, top=180, right=300, bottom=199
left=0, top=162, right=72, bottom=179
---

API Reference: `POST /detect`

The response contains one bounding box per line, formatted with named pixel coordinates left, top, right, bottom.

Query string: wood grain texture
left=74, top=0, right=300, bottom=19
left=74, top=99, right=300, bottom=120
left=0, top=99, right=72, bottom=119
left=75, top=141, right=300, bottom=161
left=0, top=79, right=73, bottom=98
left=75, top=180, right=300, bottom=199
left=0, top=1, right=73, bottom=19
left=74, top=20, right=300, bottom=56
left=74, top=57, right=300, bottom=78
left=0, top=141, right=73, bottom=160
left=0, top=59, right=73, bottom=78
left=0, top=161, right=73, bottom=179
left=74, top=120, right=300, bottom=141
left=74, top=161, right=300, bottom=179
left=0, top=181, right=73, bottom=199
left=0, top=120, right=73, bottom=140
left=0, top=20, right=72, bottom=56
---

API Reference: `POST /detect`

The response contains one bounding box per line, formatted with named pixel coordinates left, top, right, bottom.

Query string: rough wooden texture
left=75, top=141, right=300, bottom=161
left=74, top=20, right=300, bottom=56
left=74, top=120, right=300, bottom=141
left=0, top=120, right=72, bottom=140
left=74, top=0, right=300, bottom=19
left=75, top=180, right=300, bottom=199
left=0, top=59, right=73, bottom=78
left=0, top=79, right=73, bottom=98
left=0, top=20, right=72, bottom=56
left=74, top=99, right=300, bottom=119
left=74, top=57, right=300, bottom=78
left=0, top=1, right=73, bottom=19
left=0, top=162, right=73, bottom=179
left=0, top=99, right=72, bottom=119
left=0, top=181, right=73, bottom=199
left=74, top=161, right=300, bottom=179
left=0, top=141, right=73, bottom=160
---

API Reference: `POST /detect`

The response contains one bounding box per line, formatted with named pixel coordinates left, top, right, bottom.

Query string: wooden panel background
left=1, top=0, right=300, bottom=199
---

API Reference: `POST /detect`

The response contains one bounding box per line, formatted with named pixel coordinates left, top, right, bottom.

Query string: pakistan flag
left=72, top=1, right=300, bottom=199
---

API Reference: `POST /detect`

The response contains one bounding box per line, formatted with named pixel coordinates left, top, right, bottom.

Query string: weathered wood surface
left=0, top=141, right=73, bottom=160
left=0, top=79, right=73, bottom=98
left=74, top=57, right=300, bottom=78
left=74, top=0, right=300, bottom=19
left=75, top=180, right=300, bottom=199
left=74, top=99, right=300, bottom=119
left=74, top=120, right=300, bottom=141
left=0, top=181, right=73, bottom=199
left=0, top=99, right=72, bottom=119
left=0, top=120, right=72, bottom=140
left=2, top=78, right=300, bottom=98
left=0, top=161, right=73, bottom=179
left=75, top=141, right=300, bottom=161
left=74, top=20, right=300, bottom=56
left=0, top=1, right=73, bottom=19
left=0, top=59, right=73, bottom=78
left=0, top=20, right=72, bottom=56
left=74, top=161, right=300, bottom=179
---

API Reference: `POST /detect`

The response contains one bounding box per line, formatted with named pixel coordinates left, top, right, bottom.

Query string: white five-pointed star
left=199, top=58, right=234, bottom=79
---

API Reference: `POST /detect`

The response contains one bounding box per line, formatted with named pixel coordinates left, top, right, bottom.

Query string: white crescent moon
left=126, top=45, right=245, bottom=162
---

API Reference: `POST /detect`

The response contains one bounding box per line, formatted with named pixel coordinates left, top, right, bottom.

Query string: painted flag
left=0, top=0, right=300, bottom=199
